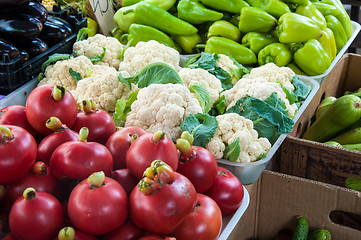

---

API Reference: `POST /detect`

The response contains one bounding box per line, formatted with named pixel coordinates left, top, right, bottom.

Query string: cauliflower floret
left=73, top=34, right=124, bottom=70
left=221, top=77, right=298, bottom=118
left=119, top=40, right=181, bottom=75
left=125, top=83, right=203, bottom=141
left=38, top=55, right=93, bottom=91
left=178, top=68, right=223, bottom=106
left=206, top=113, right=271, bottom=163
left=215, top=54, right=240, bottom=85
left=243, top=62, right=295, bottom=91
left=73, top=65, right=132, bottom=113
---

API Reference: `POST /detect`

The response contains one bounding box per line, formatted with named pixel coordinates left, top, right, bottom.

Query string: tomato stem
left=51, top=85, right=66, bottom=102
left=152, top=131, right=165, bottom=143
left=88, top=171, right=105, bottom=188
left=0, top=125, right=13, bottom=144
left=31, top=161, right=48, bottom=176
left=46, top=117, right=64, bottom=131
left=81, top=99, right=94, bottom=114
left=176, top=139, right=195, bottom=161
left=58, top=227, right=75, bottom=240
left=130, top=134, right=139, bottom=144
left=78, top=127, right=89, bottom=142
left=23, top=187, right=36, bottom=201
left=181, top=131, right=194, bottom=145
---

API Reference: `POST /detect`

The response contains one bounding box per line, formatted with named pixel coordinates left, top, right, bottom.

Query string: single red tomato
left=126, top=131, right=178, bottom=180
left=55, top=226, right=98, bottom=240
left=67, top=172, right=128, bottom=235
left=9, top=187, right=65, bottom=240
left=106, top=126, right=147, bottom=170
left=101, top=219, right=145, bottom=240
left=25, top=84, right=78, bottom=135
left=205, top=166, right=244, bottom=215
left=138, top=235, right=175, bottom=240
left=0, top=105, right=37, bottom=136
left=0, top=125, right=37, bottom=185
left=170, top=193, right=222, bottom=240
left=112, top=169, right=139, bottom=197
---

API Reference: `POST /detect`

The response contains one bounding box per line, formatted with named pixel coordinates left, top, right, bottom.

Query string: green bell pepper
left=177, top=0, right=223, bottom=25
left=203, top=36, right=257, bottom=65
left=258, top=43, right=293, bottom=66
left=281, top=0, right=308, bottom=5
left=241, top=32, right=279, bottom=54
left=122, top=0, right=176, bottom=10
left=312, top=2, right=339, bottom=17
left=207, top=20, right=241, bottom=42
left=325, top=15, right=348, bottom=52
left=172, top=33, right=202, bottom=53
left=293, top=39, right=331, bottom=75
left=295, top=1, right=327, bottom=30
left=276, top=12, right=322, bottom=43
left=113, top=3, right=139, bottom=33
left=318, top=27, right=337, bottom=61
left=246, top=0, right=291, bottom=19
left=200, top=0, right=249, bottom=13
left=238, top=6, right=277, bottom=33
left=286, top=62, right=307, bottom=75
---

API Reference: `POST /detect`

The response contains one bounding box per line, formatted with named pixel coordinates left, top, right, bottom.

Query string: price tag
left=88, top=0, right=117, bottom=35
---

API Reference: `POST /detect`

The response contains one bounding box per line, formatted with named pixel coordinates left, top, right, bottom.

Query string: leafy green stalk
left=188, top=83, right=211, bottom=113
left=41, top=53, right=72, bottom=72
left=69, top=68, right=82, bottom=81
left=113, top=91, right=139, bottom=127
left=89, top=47, right=106, bottom=63
left=223, top=137, right=241, bottom=162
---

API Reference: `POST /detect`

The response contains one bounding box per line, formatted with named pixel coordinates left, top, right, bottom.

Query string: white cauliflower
left=221, top=77, right=298, bottom=118
left=73, top=65, right=132, bottom=113
left=178, top=68, right=223, bottom=106
left=243, top=62, right=295, bottom=91
left=206, top=113, right=271, bottom=163
left=73, top=34, right=124, bottom=70
left=119, top=40, right=181, bottom=75
left=215, top=54, right=240, bottom=85
left=125, top=83, right=203, bottom=142
left=38, top=55, right=93, bottom=91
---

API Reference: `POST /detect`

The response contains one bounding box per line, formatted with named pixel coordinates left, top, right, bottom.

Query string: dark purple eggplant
left=21, top=1, right=48, bottom=24
left=46, top=16, right=73, bottom=33
left=0, top=14, right=43, bottom=40
left=12, top=37, right=48, bottom=58
left=19, top=49, right=30, bottom=62
left=38, top=19, right=72, bottom=45
left=0, top=37, right=20, bottom=61
left=0, top=0, right=30, bottom=13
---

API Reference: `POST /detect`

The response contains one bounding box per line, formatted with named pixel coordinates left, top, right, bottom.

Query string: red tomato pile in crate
left=0, top=84, right=245, bottom=240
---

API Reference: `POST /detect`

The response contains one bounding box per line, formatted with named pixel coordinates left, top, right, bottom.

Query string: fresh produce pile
left=112, top=0, right=353, bottom=76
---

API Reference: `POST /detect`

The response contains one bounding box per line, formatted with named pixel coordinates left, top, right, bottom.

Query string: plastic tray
left=216, top=75, right=320, bottom=185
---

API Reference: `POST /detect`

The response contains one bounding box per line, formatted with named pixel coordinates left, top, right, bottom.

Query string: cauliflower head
left=119, top=40, right=181, bottom=75
left=215, top=54, right=240, bottom=85
left=178, top=68, right=223, bottom=106
left=221, top=77, right=298, bottom=118
left=243, top=62, right=295, bottom=91
left=73, top=65, right=132, bottom=113
left=125, top=83, right=203, bottom=142
left=206, top=113, right=271, bottom=163
left=73, top=34, right=124, bottom=70
left=38, top=55, right=93, bottom=91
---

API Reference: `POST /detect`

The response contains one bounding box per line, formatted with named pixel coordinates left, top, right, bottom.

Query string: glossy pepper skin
left=293, top=39, right=331, bottom=75
left=258, top=43, right=293, bottom=67
left=312, top=2, right=339, bottom=17
left=172, top=33, right=202, bottom=53
left=200, top=0, right=249, bottom=13
left=122, top=0, right=176, bottom=10
left=204, top=36, right=257, bottom=65
left=177, top=0, right=223, bottom=25
left=113, top=3, right=139, bottom=33
left=286, top=62, right=307, bottom=75
left=246, top=0, right=291, bottom=19
left=280, top=0, right=308, bottom=5
left=241, top=32, right=278, bottom=54
left=318, top=28, right=337, bottom=61
left=325, top=14, right=348, bottom=52
left=295, top=1, right=327, bottom=30
left=238, top=7, right=277, bottom=33
left=276, top=12, right=322, bottom=43
left=207, top=20, right=241, bottom=42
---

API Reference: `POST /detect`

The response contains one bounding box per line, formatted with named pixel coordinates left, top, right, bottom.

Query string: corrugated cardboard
left=228, top=170, right=361, bottom=240
left=272, top=53, right=361, bottom=187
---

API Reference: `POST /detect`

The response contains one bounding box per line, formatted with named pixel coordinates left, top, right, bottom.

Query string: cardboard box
left=272, top=53, right=361, bottom=187
left=227, top=170, right=361, bottom=240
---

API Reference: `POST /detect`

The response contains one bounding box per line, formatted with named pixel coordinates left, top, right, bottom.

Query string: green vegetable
left=188, top=83, right=212, bottom=113
left=246, top=0, right=291, bottom=19
left=177, top=0, right=223, bottom=25
left=323, top=141, right=341, bottom=147
left=258, top=43, right=293, bottom=67
left=69, top=68, right=82, bottom=81
left=315, top=96, right=337, bottom=119
left=113, top=3, right=139, bottom=33
left=122, top=0, right=176, bottom=10
left=286, top=62, right=307, bottom=75
left=317, top=28, right=337, bottom=61
left=41, top=53, right=71, bottom=72
left=76, top=27, right=92, bottom=41
left=209, top=95, right=226, bottom=116
left=345, top=177, right=361, bottom=192
left=341, top=143, right=361, bottom=151
left=241, top=32, right=278, bottom=55
left=344, top=88, right=361, bottom=98
left=295, top=0, right=327, bottom=30
left=312, top=2, right=339, bottom=17
left=89, top=47, right=106, bottom=63
left=172, top=33, right=202, bottom=54
left=207, top=20, right=241, bottom=42
left=223, top=137, right=241, bottom=162
left=325, top=15, right=348, bottom=52
left=113, top=90, right=139, bottom=126
left=281, top=0, right=308, bottom=5
left=292, top=216, right=308, bottom=240
left=180, top=113, right=218, bottom=148
left=330, top=127, right=361, bottom=145
left=118, top=62, right=183, bottom=89
left=238, top=6, right=277, bottom=33
left=199, top=0, right=249, bottom=13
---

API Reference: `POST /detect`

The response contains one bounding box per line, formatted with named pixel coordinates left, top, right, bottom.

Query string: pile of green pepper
left=112, top=0, right=353, bottom=76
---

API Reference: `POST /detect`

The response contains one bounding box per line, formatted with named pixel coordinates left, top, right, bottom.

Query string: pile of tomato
left=0, top=84, right=245, bottom=240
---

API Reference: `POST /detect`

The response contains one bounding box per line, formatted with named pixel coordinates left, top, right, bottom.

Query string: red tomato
left=138, top=235, right=175, bottom=240
left=0, top=105, right=37, bottom=137
left=101, top=219, right=145, bottom=240
left=111, top=169, right=139, bottom=197
left=0, top=125, right=37, bottom=185
left=25, top=84, right=78, bottom=135
left=9, top=188, right=65, bottom=240
left=170, top=193, right=222, bottom=240
left=67, top=173, right=128, bottom=235
left=205, top=166, right=244, bottom=215
left=54, top=226, right=97, bottom=240
left=106, top=126, right=147, bottom=170
left=126, top=132, right=179, bottom=180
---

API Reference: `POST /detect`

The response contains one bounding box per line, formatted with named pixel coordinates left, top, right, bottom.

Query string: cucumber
left=308, top=229, right=331, bottom=240
left=315, top=96, right=337, bottom=119
left=330, top=126, right=361, bottom=145
left=303, top=95, right=361, bottom=142
left=323, top=141, right=341, bottom=147
left=292, top=216, right=308, bottom=240
left=341, top=143, right=361, bottom=152
left=345, top=177, right=361, bottom=192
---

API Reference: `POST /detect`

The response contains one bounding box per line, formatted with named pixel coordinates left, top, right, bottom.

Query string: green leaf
left=69, top=68, right=82, bottom=81
left=76, top=27, right=92, bottom=41
left=189, top=83, right=211, bottom=113
left=180, top=113, right=218, bottom=148
left=209, top=95, right=226, bottom=116
left=280, top=83, right=297, bottom=105
left=228, top=56, right=250, bottom=80
left=223, top=137, right=241, bottom=162
left=182, top=53, right=201, bottom=68
left=112, top=90, right=139, bottom=127
left=90, top=47, right=106, bottom=63
left=41, top=53, right=72, bottom=72
left=345, top=177, right=361, bottom=192
left=292, top=76, right=311, bottom=102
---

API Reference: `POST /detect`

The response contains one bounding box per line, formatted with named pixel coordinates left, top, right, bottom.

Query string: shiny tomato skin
left=0, top=125, right=37, bottom=185
left=67, top=177, right=128, bottom=235
left=0, top=105, right=37, bottom=137
left=106, top=126, right=147, bottom=170
left=101, top=219, right=145, bottom=240
left=111, top=169, right=139, bottom=197
left=205, top=166, right=244, bottom=216
left=126, top=133, right=179, bottom=180
left=170, top=193, right=222, bottom=240
left=9, top=191, right=65, bottom=240
left=25, top=84, right=78, bottom=135
left=50, top=141, right=113, bottom=181
left=176, top=146, right=218, bottom=193
left=129, top=172, right=197, bottom=235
